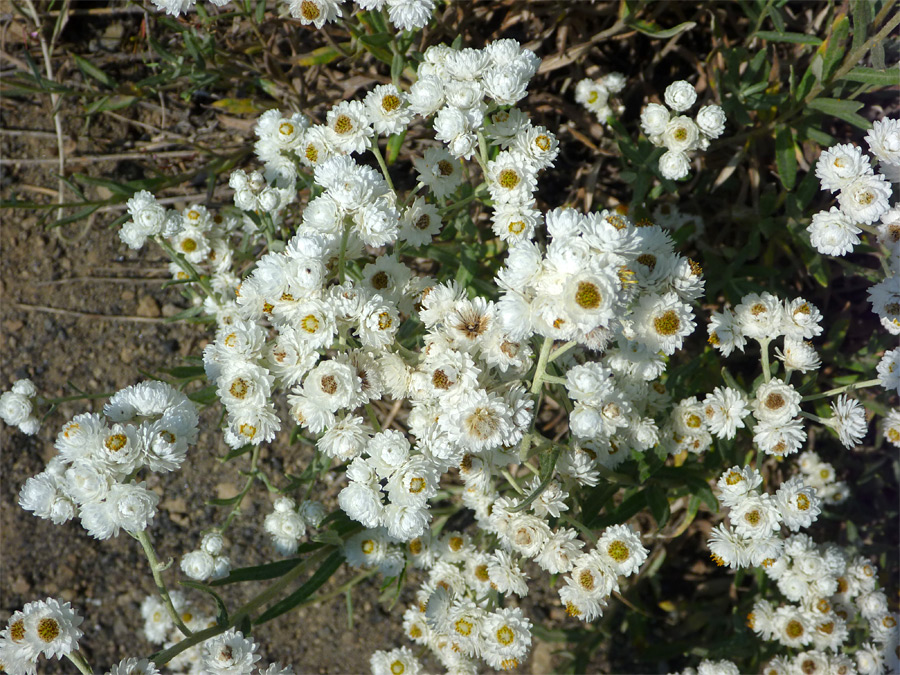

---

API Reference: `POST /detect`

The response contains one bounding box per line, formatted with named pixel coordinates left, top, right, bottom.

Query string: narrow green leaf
left=47, top=204, right=101, bottom=229
left=755, top=30, right=822, bottom=45
left=839, top=66, right=899, bottom=87
left=165, top=365, right=206, bottom=379
left=72, top=54, right=116, bottom=88
left=850, top=0, right=872, bottom=53
left=645, top=488, right=670, bottom=527
left=254, top=550, right=344, bottom=625
left=179, top=580, right=229, bottom=625
left=808, top=97, right=871, bottom=129
left=359, top=32, right=393, bottom=48
left=775, top=125, right=797, bottom=190
left=385, top=130, right=406, bottom=164
left=210, top=556, right=309, bottom=586
left=221, top=443, right=253, bottom=462
left=628, top=19, right=696, bottom=39
left=207, top=494, right=244, bottom=507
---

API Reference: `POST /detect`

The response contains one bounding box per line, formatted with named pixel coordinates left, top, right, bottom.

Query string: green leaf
left=807, top=97, right=870, bottom=129
left=774, top=125, right=797, bottom=190
left=210, top=556, right=311, bottom=586
left=179, top=580, right=229, bottom=625
left=839, top=66, right=900, bottom=87
left=73, top=54, right=116, bottom=88
left=188, top=384, right=218, bottom=405
left=644, top=487, right=670, bottom=527
left=221, top=443, right=253, bottom=462
left=84, top=95, right=138, bottom=115
left=755, top=31, right=822, bottom=46
left=385, top=130, right=406, bottom=165
left=207, top=494, right=244, bottom=507
left=295, top=45, right=345, bottom=67
left=850, top=0, right=872, bottom=53
left=211, top=98, right=266, bottom=114
left=254, top=550, right=344, bottom=624
left=165, top=365, right=206, bottom=379
left=627, top=19, right=696, bottom=39
left=822, top=14, right=851, bottom=81
left=358, top=32, right=393, bottom=48
left=47, top=204, right=101, bottom=229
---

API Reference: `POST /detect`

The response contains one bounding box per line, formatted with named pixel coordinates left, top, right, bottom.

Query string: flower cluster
left=707, top=466, right=821, bottom=569
left=18, top=381, right=198, bottom=539
left=749, top=539, right=898, bottom=675
left=673, top=659, right=740, bottom=675
left=263, top=496, right=325, bottom=555
left=795, top=450, right=849, bottom=506
left=640, top=80, right=726, bottom=180
left=809, top=121, right=899, bottom=338
left=810, top=119, right=897, bottom=255
left=180, top=531, right=231, bottom=582
left=0, top=598, right=83, bottom=675
left=0, top=378, right=41, bottom=435
left=574, top=72, right=626, bottom=124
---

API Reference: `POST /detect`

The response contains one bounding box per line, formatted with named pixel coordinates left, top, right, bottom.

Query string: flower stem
left=370, top=140, right=394, bottom=192
left=548, top=340, right=577, bottom=363
left=530, top=336, right=554, bottom=395
left=759, top=338, right=772, bottom=383
left=801, top=378, right=882, bottom=403
left=220, top=444, right=261, bottom=533
left=135, top=530, right=193, bottom=638
left=65, top=651, right=93, bottom=675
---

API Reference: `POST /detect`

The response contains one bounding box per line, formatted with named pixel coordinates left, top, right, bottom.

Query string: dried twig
left=12, top=302, right=170, bottom=324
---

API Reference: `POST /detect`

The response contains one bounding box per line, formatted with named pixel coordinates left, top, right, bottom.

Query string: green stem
left=501, top=468, right=525, bottom=495
left=220, top=444, right=261, bottom=533
left=152, top=548, right=331, bottom=666
left=759, top=338, right=772, bottom=383
left=530, top=337, right=554, bottom=395
left=65, top=651, right=93, bottom=675
left=338, top=219, right=351, bottom=284
left=800, top=378, right=882, bottom=403
left=135, top=530, right=193, bottom=638
left=548, top=340, right=577, bottom=363
left=305, top=569, right=376, bottom=606
left=157, top=239, right=218, bottom=304
left=369, top=140, right=395, bottom=192
left=365, top=403, right=383, bottom=432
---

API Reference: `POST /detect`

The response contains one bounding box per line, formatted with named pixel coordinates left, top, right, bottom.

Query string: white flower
left=487, top=150, right=538, bottom=205
left=597, top=524, right=648, bottom=576
left=807, top=206, right=861, bottom=256
left=370, top=647, right=422, bottom=675
left=774, top=337, right=822, bottom=374
left=837, top=172, right=892, bottom=224
left=884, top=408, right=900, bottom=447
left=287, top=0, right=342, bottom=28
left=815, top=143, right=873, bottom=192
left=753, top=379, right=801, bottom=426
left=663, top=80, right=697, bottom=112
left=696, top=104, right=726, bottom=139
left=716, top=466, right=763, bottom=508
left=364, top=84, right=412, bottom=136
left=640, top=102, right=670, bottom=138
left=181, top=550, right=216, bottom=581
left=707, top=308, right=746, bottom=356
left=774, top=477, right=821, bottom=531
left=707, top=523, right=749, bottom=569
left=385, top=0, right=434, bottom=32
left=662, top=116, right=701, bottom=152
left=658, top=149, right=691, bottom=180
left=325, top=100, right=373, bottom=154
left=412, top=147, right=462, bottom=199
left=702, top=387, right=749, bottom=440
left=202, top=629, right=261, bottom=675
left=828, top=394, right=867, bottom=448
left=479, top=607, right=532, bottom=672
left=0, top=379, right=40, bottom=435
left=865, top=116, right=900, bottom=169
left=735, top=292, right=784, bottom=341
left=633, top=291, right=696, bottom=355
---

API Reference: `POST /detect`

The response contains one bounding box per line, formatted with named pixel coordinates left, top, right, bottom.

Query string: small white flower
left=828, top=394, right=867, bottom=448
left=663, top=80, right=697, bottom=112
